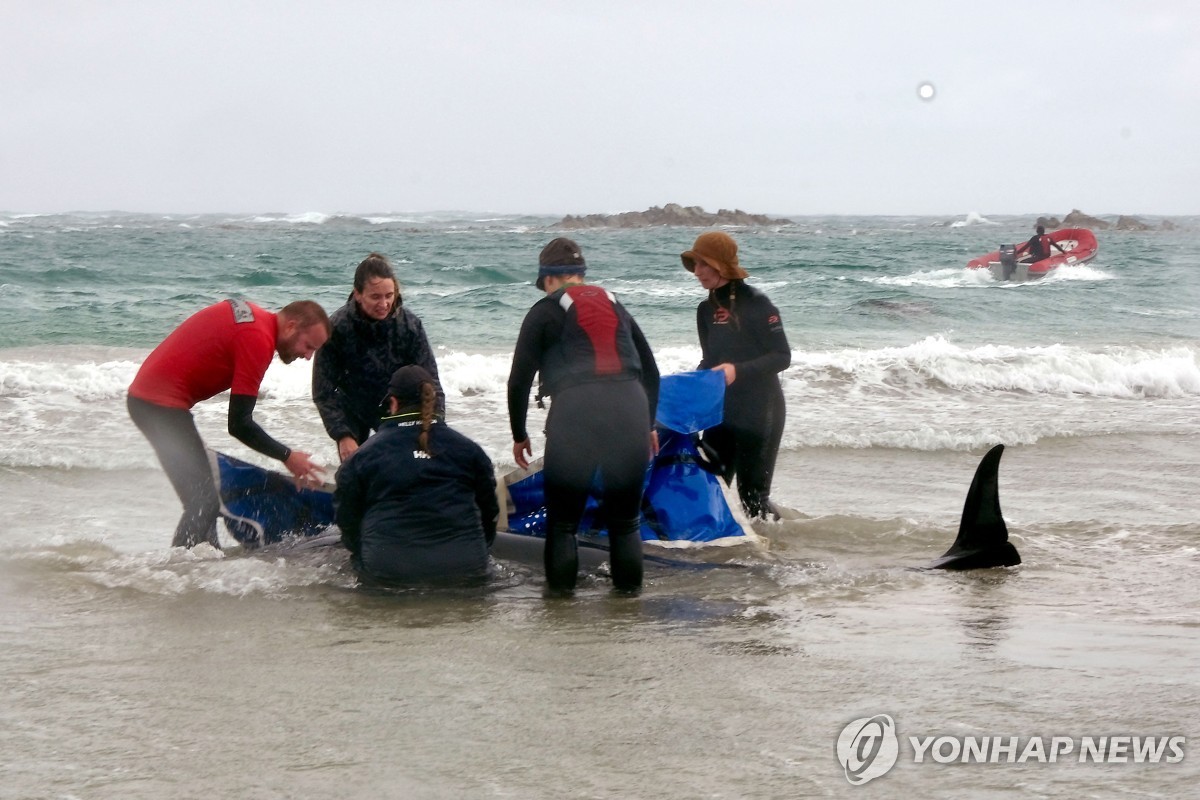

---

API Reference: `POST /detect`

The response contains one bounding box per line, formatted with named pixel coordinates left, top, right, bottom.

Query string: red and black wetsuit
left=696, top=280, right=791, bottom=519
left=1023, top=233, right=1048, bottom=262
left=1022, top=233, right=1064, bottom=263
left=507, top=284, right=659, bottom=592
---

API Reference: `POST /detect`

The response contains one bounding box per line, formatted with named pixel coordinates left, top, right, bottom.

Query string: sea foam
left=3, top=339, right=1195, bottom=469
left=949, top=211, right=997, bottom=227
left=788, top=336, right=1200, bottom=399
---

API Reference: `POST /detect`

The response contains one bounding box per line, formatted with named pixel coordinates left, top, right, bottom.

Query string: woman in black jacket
left=334, top=366, right=497, bottom=586
left=313, top=253, right=441, bottom=463
left=682, top=231, right=791, bottom=520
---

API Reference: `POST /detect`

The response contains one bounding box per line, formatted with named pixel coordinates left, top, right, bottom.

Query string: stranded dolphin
left=213, top=443, right=1022, bottom=573
left=924, top=444, right=1021, bottom=570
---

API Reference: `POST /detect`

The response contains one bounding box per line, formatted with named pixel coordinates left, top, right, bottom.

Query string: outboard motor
left=998, top=243, right=1018, bottom=281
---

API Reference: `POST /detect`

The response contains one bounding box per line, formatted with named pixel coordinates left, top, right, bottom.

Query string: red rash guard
left=129, top=300, right=278, bottom=409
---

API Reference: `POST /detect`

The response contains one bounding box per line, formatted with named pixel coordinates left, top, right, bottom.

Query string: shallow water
left=1, top=212, right=1197, bottom=796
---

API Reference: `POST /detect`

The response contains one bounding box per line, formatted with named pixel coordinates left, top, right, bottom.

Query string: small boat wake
left=967, top=228, right=1100, bottom=281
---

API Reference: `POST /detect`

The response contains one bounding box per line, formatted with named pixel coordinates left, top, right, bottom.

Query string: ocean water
left=1, top=211, right=1197, bottom=798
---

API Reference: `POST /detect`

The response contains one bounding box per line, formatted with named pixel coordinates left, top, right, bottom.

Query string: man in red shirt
left=128, top=298, right=331, bottom=548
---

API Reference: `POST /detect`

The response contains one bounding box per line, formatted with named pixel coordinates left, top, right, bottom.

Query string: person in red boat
left=1018, top=224, right=1068, bottom=263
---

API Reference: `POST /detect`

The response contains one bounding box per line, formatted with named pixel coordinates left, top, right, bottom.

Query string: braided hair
left=416, top=380, right=438, bottom=455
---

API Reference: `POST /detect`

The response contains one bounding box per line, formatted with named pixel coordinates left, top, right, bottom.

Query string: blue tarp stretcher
left=211, top=450, right=335, bottom=546
left=500, top=370, right=755, bottom=549
left=213, top=371, right=758, bottom=552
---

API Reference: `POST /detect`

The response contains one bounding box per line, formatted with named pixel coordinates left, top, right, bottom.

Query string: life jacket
left=1028, top=234, right=1052, bottom=261
left=540, top=284, right=642, bottom=396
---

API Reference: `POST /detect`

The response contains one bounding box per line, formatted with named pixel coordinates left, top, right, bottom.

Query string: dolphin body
left=924, top=444, right=1021, bottom=570
left=494, top=444, right=1023, bottom=572
left=225, top=444, right=1022, bottom=573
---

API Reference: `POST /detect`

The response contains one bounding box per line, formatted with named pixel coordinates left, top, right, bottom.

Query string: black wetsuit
left=1023, top=233, right=1047, bottom=262
left=313, top=296, right=441, bottom=446
left=1022, top=233, right=1064, bottom=263
left=696, top=280, right=791, bottom=518
left=507, top=284, right=659, bottom=592
left=333, top=414, right=498, bottom=585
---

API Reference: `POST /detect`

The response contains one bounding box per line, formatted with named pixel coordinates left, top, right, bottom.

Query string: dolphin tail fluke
left=927, top=444, right=1022, bottom=570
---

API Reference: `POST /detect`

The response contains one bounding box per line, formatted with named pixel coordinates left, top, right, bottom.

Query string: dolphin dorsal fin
left=949, top=443, right=1008, bottom=554
left=926, top=444, right=1020, bottom=569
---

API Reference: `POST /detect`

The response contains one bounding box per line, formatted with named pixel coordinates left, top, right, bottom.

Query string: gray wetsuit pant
left=127, top=394, right=221, bottom=548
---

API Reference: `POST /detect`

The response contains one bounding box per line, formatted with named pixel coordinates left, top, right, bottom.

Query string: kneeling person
left=334, top=366, right=498, bottom=585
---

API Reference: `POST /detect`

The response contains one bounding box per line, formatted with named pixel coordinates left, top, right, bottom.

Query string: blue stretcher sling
left=211, top=450, right=334, bottom=546
left=503, top=370, right=753, bottom=547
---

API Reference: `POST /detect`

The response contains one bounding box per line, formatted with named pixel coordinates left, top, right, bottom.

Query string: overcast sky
left=3, top=1, right=1197, bottom=216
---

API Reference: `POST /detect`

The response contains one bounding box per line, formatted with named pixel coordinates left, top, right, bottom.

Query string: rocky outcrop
left=1054, top=210, right=1183, bottom=232
left=1115, top=215, right=1153, bottom=231
left=556, top=203, right=792, bottom=229
left=1035, top=215, right=1062, bottom=229
left=1062, top=209, right=1112, bottom=230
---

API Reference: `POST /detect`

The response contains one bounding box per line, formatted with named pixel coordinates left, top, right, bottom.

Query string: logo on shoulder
left=227, top=298, right=256, bottom=324
left=837, top=714, right=899, bottom=785
left=412, top=450, right=431, bottom=459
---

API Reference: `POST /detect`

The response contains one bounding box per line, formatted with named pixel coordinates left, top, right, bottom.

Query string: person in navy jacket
left=334, top=365, right=497, bottom=585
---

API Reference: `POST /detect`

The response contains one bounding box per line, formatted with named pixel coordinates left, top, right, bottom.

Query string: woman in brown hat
left=682, top=231, right=791, bottom=519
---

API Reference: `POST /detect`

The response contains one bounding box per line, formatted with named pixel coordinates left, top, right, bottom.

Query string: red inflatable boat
left=967, top=228, right=1099, bottom=281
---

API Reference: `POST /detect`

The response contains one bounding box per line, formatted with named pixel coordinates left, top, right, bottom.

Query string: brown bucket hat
left=680, top=231, right=749, bottom=280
